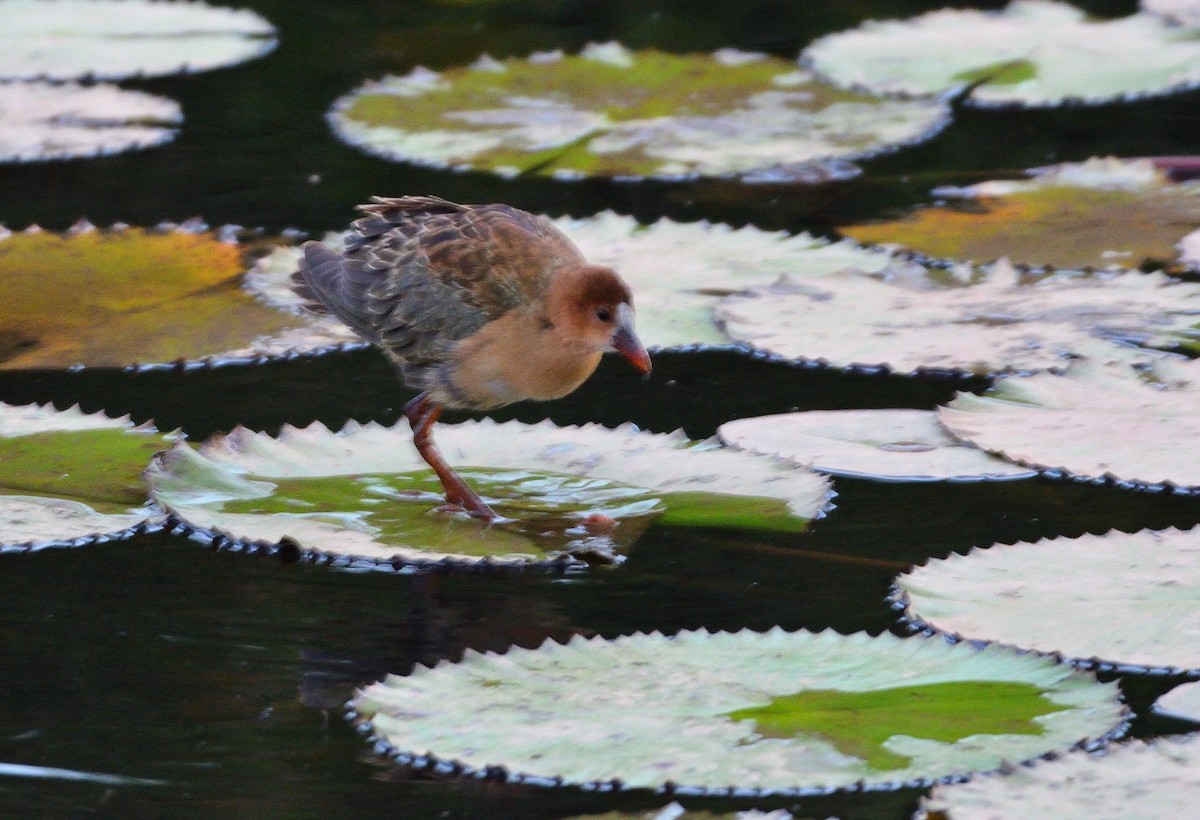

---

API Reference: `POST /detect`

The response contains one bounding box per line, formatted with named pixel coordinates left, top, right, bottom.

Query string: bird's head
left=553, top=265, right=652, bottom=375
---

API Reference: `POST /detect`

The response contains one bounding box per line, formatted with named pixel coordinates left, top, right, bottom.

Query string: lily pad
left=1143, top=0, right=1200, bottom=28
left=0, top=225, right=356, bottom=370
left=718, top=410, right=1035, bottom=482
left=714, top=260, right=1200, bottom=376
left=0, top=401, right=169, bottom=549
left=918, top=734, right=1200, bottom=819
left=1154, top=682, right=1200, bottom=722
left=278, top=215, right=894, bottom=350
left=0, top=81, right=181, bottom=163
left=351, top=628, right=1125, bottom=794
left=842, top=157, right=1200, bottom=270
left=146, top=419, right=832, bottom=569
left=0, top=0, right=277, bottom=81
left=803, top=0, right=1200, bottom=107
left=939, top=359, right=1200, bottom=490
left=896, top=526, right=1200, bottom=674
left=327, top=43, right=951, bottom=181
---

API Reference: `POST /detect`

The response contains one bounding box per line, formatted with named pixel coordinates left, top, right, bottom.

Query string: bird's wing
left=293, top=196, right=584, bottom=363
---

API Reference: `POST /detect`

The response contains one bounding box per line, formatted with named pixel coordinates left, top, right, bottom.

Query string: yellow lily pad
left=842, top=157, right=1200, bottom=270
left=0, top=226, right=355, bottom=370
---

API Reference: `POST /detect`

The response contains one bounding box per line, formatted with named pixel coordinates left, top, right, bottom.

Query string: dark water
left=2, top=0, right=1199, bottom=817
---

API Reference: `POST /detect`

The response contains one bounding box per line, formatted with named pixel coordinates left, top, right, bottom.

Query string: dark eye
left=595, top=307, right=613, bottom=322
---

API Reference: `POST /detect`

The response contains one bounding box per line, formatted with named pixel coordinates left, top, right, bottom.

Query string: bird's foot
left=438, top=495, right=502, bottom=523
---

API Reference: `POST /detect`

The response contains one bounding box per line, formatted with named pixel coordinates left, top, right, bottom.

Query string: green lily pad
left=719, top=409, right=1035, bottom=482
left=146, top=419, right=832, bottom=568
left=0, top=0, right=277, bottom=81
left=0, top=225, right=356, bottom=370
left=804, top=1, right=1200, bottom=107
left=918, top=735, right=1200, bottom=819
left=843, top=157, right=1200, bottom=270
left=726, top=681, right=1069, bottom=771
left=715, top=259, right=1200, bottom=376
left=0, top=81, right=181, bottom=163
left=271, top=215, right=893, bottom=351
left=897, top=526, right=1200, bottom=674
left=327, top=43, right=950, bottom=181
left=939, top=359, right=1200, bottom=490
left=0, top=402, right=169, bottom=548
left=351, top=628, right=1124, bottom=793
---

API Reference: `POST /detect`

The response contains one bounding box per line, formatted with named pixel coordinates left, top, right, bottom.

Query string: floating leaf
left=1143, top=0, right=1200, bottom=28
left=567, top=806, right=791, bottom=820
left=897, top=527, right=1200, bottom=674
left=0, top=0, right=277, bottom=81
left=351, top=629, right=1124, bottom=793
left=282, top=215, right=893, bottom=350
left=804, top=1, right=1200, bottom=107
left=0, top=226, right=356, bottom=370
left=327, top=43, right=950, bottom=181
left=918, top=735, right=1200, bottom=819
left=719, top=410, right=1034, bottom=482
left=146, top=419, right=831, bottom=568
left=0, top=81, right=181, bottom=163
left=0, top=402, right=168, bottom=548
left=1154, top=682, right=1200, bottom=722
left=939, top=359, right=1200, bottom=489
left=843, top=157, right=1200, bottom=270
left=714, top=260, right=1200, bottom=376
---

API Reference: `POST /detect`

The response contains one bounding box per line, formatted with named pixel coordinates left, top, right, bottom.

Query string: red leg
left=403, top=393, right=498, bottom=521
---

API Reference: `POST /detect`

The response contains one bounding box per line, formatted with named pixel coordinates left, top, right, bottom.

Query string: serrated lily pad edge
left=0, top=515, right=166, bottom=555
left=157, top=511, right=588, bottom=576
left=886, top=579, right=1200, bottom=679
left=834, top=235, right=1148, bottom=276
left=942, top=378, right=1200, bottom=497
left=343, top=630, right=1130, bottom=799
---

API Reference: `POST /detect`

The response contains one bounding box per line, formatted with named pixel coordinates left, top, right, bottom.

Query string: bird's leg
left=403, top=393, right=498, bottom=521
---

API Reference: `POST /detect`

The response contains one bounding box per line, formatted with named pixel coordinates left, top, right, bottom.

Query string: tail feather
left=293, top=241, right=381, bottom=344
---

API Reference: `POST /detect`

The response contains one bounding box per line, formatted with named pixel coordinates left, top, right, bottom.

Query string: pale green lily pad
left=327, top=43, right=951, bottom=181
left=803, top=0, right=1200, bottom=107
left=351, top=628, right=1124, bottom=793
left=918, top=734, right=1200, bottom=819
left=898, top=527, right=1200, bottom=673
left=714, top=259, right=1200, bottom=376
left=1155, top=682, right=1200, bottom=722
left=844, top=157, right=1200, bottom=270
left=939, top=359, right=1200, bottom=489
left=146, top=419, right=832, bottom=568
left=0, top=225, right=356, bottom=369
left=718, top=410, right=1035, bottom=482
left=0, top=81, right=181, bottom=163
left=0, top=401, right=170, bottom=548
left=268, top=214, right=893, bottom=350
left=568, top=807, right=791, bottom=820
left=0, top=0, right=277, bottom=81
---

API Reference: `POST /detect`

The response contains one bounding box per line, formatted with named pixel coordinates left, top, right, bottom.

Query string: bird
left=292, top=195, right=652, bottom=522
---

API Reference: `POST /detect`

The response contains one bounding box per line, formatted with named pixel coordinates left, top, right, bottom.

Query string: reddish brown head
left=548, top=264, right=652, bottom=374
